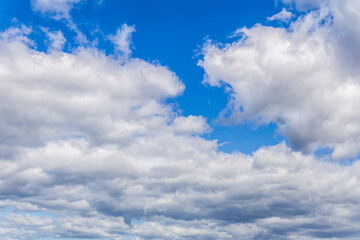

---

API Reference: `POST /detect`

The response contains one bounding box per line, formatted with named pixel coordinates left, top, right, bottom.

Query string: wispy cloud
left=31, top=0, right=84, bottom=20
left=107, top=24, right=136, bottom=59
left=267, top=8, right=294, bottom=22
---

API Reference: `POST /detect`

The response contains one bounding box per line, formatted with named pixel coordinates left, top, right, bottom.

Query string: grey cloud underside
left=2, top=140, right=360, bottom=239
left=2, top=1, right=360, bottom=239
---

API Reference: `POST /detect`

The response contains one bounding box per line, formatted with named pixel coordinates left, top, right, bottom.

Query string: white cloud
left=31, top=0, right=88, bottom=44
left=45, top=30, right=66, bottom=51
left=268, top=8, right=295, bottom=22
left=2, top=139, right=360, bottom=239
left=0, top=24, right=32, bottom=44
left=2, top=2, right=360, bottom=239
left=199, top=0, right=360, bottom=160
left=108, top=24, right=136, bottom=59
left=0, top=27, right=187, bottom=157
left=172, top=115, right=211, bottom=135
left=31, top=0, right=83, bottom=20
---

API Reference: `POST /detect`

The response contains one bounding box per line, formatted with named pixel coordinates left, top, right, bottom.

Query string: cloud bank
left=1, top=0, right=360, bottom=239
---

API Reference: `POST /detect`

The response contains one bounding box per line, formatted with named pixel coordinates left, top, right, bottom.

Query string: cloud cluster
left=2, top=0, right=360, bottom=239
left=200, top=0, right=360, bottom=160
left=0, top=25, right=187, bottom=157
left=2, top=137, right=360, bottom=239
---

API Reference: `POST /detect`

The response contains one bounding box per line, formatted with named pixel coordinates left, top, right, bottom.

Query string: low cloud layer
left=2, top=137, right=360, bottom=239
left=200, top=0, right=360, bottom=160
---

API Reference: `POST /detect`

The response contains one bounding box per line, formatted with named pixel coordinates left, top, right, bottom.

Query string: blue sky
left=2, top=0, right=360, bottom=239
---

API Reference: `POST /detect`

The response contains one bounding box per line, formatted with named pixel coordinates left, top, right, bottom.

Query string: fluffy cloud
left=199, top=0, right=360, bottom=160
left=2, top=1, right=360, bottom=239
left=0, top=25, right=185, bottom=157
left=2, top=139, right=360, bottom=239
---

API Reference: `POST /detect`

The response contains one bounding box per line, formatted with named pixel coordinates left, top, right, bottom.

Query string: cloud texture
left=1, top=0, right=360, bottom=239
left=200, top=0, right=360, bottom=160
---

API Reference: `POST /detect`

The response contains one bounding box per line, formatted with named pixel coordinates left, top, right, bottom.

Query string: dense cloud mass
left=3, top=139, right=360, bottom=239
left=200, top=0, right=360, bottom=160
left=1, top=0, right=360, bottom=239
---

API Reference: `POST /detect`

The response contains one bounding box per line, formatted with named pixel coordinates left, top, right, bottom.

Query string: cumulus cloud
left=199, top=0, right=360, bottom=160
left=0, top=26, right=187, bottom=157
left=2, top=139, right=360, bottom=239
left=2, top=2, right=360, bottom=239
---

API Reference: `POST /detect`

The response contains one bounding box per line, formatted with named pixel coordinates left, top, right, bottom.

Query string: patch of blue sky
left=42, top=238, right=104, bottom=240
left=314, top=147, right=360, bottom=164
left=132, top=218, right=145, bottom=226
left=0, top=206, right=56, bottom=218
left=0, top=206, right=13, bottom=217
left=17, top=210, right=57, bottom=218
left=210, top=122, right=285, bottom=154
left=122, top=235, right=138, bottom=240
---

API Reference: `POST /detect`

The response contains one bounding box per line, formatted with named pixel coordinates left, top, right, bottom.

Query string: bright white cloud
left=0, top=27, right=187, bottom=158
left=199, top=0, right=360, bottom=160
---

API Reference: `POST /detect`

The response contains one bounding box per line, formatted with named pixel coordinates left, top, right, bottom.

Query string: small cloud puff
left=267, top=8, right=294, bottom=22
left=31, top=0, right=83, bottom=20
left=44, top=29, right=66, bottom=51
left=108, top=24, right=136, bottom=59
left=172, top=115, right=211, bottom=135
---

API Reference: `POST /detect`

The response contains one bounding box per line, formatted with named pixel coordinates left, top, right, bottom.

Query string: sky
left=1, top=0, right=360, bottom=239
